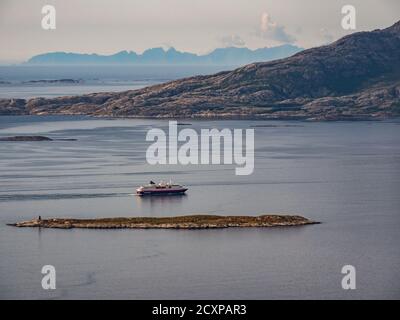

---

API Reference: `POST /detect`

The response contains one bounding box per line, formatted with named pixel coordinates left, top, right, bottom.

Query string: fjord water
left=0, top=116, right=399, bottom=299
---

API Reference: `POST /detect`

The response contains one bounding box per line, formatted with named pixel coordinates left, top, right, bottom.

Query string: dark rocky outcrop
left=8, top=214, right=318, bottom=229
left=22, top=79, right=81, bottom=84
left=0, top=99, right=27, bottom=115
left=1, top=21, right=400, bottom=120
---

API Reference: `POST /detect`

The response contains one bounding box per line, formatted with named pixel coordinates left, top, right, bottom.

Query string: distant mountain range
left=25, top=45, right=302, bottom=66
left=2, top=21, right=400, bottom=120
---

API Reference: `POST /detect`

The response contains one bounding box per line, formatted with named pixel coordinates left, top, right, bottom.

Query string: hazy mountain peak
left=25, top=45, right=302, bottom=66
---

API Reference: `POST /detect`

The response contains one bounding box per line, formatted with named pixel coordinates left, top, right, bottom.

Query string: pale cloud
left=219, top=35, right=246, bottom=47
left=260, top=12, right=275, bottom=33
left=256, top=12, right=296, bottom=44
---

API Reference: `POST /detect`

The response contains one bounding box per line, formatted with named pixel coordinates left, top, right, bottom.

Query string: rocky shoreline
left=8, top=214, right=319, bottom=230
left=0, top=136, right=77, bottom=142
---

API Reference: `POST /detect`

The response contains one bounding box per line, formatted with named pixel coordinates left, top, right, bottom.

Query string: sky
left=0, top=0, right=399, bottom=63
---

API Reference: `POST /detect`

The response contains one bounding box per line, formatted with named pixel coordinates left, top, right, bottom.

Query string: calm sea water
left=0, top=65, right=232, bottom=99
left=0, top=115, right=399, bottom=299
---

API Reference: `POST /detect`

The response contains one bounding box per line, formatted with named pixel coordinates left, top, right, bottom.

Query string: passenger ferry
left=136, top=181, right=188, bottom=196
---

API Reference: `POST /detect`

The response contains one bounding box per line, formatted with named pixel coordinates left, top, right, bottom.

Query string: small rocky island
left=0, top=136, right=77, bottom=142
left=8, top=214, right=318, bottom=229
left=0, top=135, right=53, bottom=141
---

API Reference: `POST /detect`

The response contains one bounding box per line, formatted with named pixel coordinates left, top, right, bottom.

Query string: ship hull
left=136, top=188, right=188, bottom=196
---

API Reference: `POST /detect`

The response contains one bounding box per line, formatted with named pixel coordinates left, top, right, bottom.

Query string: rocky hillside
left=1, top=20, right=400, bottom=120
left=26, top=45, right=302, bottom=66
